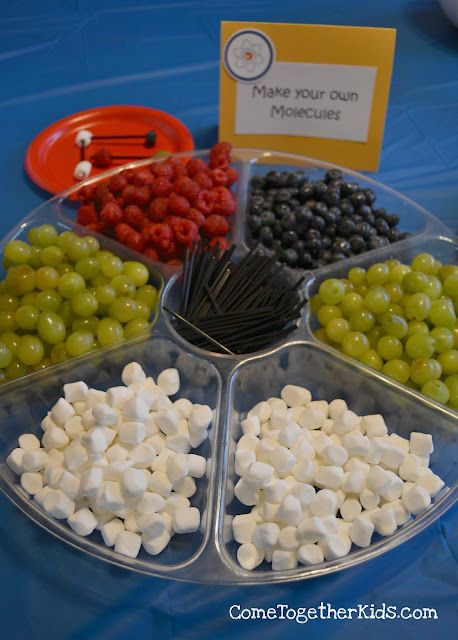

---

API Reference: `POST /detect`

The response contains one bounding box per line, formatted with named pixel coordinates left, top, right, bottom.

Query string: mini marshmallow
left=372, top=507, right=397, bottom=536
left=237, top=434, right=260, bottom=453
left=73, top=402, right=86, bottom=416
left=417, top=472, right=444, bottom=497
left=341, top=471, right=366, bottom=495
left=128, top=443, right=155, bottom=469
left=278, top=526, right=299, bottom=550
left=232, top=514, right=258, bottom=544
left=380, top=444, right=406, bottom=470
left=64, top=416, right=84, bottom=439
left=122, top=362, right=146, bottom=386
left=166, top=452, right=189, bottom=483
left=163, top=494, right=190, bottom=515
left=310, top=489, right=338, bottom=518
left=278, top=422, right=302, bottom=448
left=122, top=468, right=147, bottom=498
left=156, top=368, right=180, bottom=396
left=309, top=431, right=332, bottom=455
left=241, top=416, right=261, bottom=436
left=244, top=461, right=274, bottom=488
left=86, top=389, right=107, bottom=408
left=291, top=436, right=315, bottom=460
left=174, top=398, right=193, bottom=419
left=259, top=501, right=279, bottom=522
left=22, top=449, right=48, bottom=473
left=334, top=489, right=346, bottom=509
left=101, top=518, right=126, bottom=547
left=321, top=515, right=339, bottom=534
left=268, top=408, right=288, bottom=431
left=366, top=437, right=389, bottom=465
left=151, top=449, right=173, bottom=473
left=344, top=458, right=370, bottom=474
left=362, top=414, right=388, bottom=437
left=380, top=472, right=404, bottom=501
left=172, top=507, right=200, bottom=534
left=137, top=512, right=167, bottom=538
left=290, top=483, right=315, bottom=508
left=82, top=409, right=96, bottom=429
left=402, top=485, right=431, bottom=515
left=18, top=433, right=40, bottom=451
left=142, top=531, right=171, bottom=555
left=149, top=471, right=173, bottom=497
left=188, top=405, right=213, bottom=433
left=322, top=419, right=336, bottom=435
left=101, top=481, right=125, bottom=511
left=272, top=549, right=297, bottom=571
left=329, top=399, right=348, bottom=420
left=80, top=467, right=103, bottom=496
left=341, top=431, right=370, bottom=458
left=34, top=486, right=53, bottom=507
left=173, top=475, right=196, bottom=498
left=350, top=515, right=374, bottom=547
left=281, top=385, right=312, bottom=407
left=319, top=534, right=351, bottom=560
left=137, top=491, right=166, bottom=513
left=67, top=508, right=97, bottom=536
left=44, top=465, right=63, bottom=488
left=333, top=410, right=359, bottom=436
left=237, top=543, right=265, bottom=570
left=248, top=401, right=271, bottom=423
left=43, top=490, right=75, bottom=519
left=106, top=386, right=133, bottom=410
left=389, top=433, right=410, bottom=453
left=409, top=432, right=434, bottom=456
left=308, top=400, right=329, bottom=417
left=167, top=432, right=191, bottom=453
left=267, top=397, right=288, bottom=411
left=252, top=522, right=280, bottom=549
left=340, top=498, right=362, bottom=522
left=83, top=429, right=108, bottom=454
left=21, top=472, right=43, bottom=495
left=50, top=399, right=75, bottom=426
left=47, top=448, right=64, bottom=466
left=41, top=414, right=58, bottom=431
left=314, top=466, right=344, bottom=490
left=64, top=381, right=88, bottom=403
left=114, top=531, right=142, bottom=558
left=399, top=454, right=423, bottom=482
left=298, top=406, right=326, bottom=430
left=58, top=470, right=80, bottom=500
left=381, top=500, right=410, bottom=526
left=296, top=516, right=327, bottom=543
left=75, top=129, right=93, bottom=148
left=187, top=454, right=206, bottom=478
left=263, top=479, right=289, bottom=503
left=119, top=421, right=145, bottom=445
left=92, top=403, right=119, bottom=427
left=297, top=544, right=324, bottom=565
left=7, top=448, right=25, bottom=474
left=292, top=459, right=316, bottom=483
left=269, top=446, right=296, bottom=474
left=321, top=444, right=348, bottom=467
left=124, top=512, right=140, bottom=533
left=64, top=442, right=88, bottom=471
left=276, top=494, right=302, bottom=526
left=122, top=396, right=149, bottom=422
left=42, top=428, right=69, bottom=450
left=366, top=465, right=393, bottom=494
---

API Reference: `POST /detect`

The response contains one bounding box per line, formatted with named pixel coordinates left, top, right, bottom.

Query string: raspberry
left=85, top=222, right=103, bottom=233
left=195, top=190, right=215, bottom=216
left=150, top=161, right=173, bottom=180
left=208, top=169, right=227, bottom=187
left=78, top=185, right=96, bottom=203
left=209, top=153, right=229, bottom=170
left=173, top=176, right=200, bottom=203
left=143, top=248, right=160, bottom=261
left=125, top=230, right=145, bottom=253
left=212, top=186, right=236, bottom=216
left=100, top=202, right=123, bottom=225
left=76, top=203, right=98, bottom=226
left=121, top=184, right=137, bottom=205
left=143, top=223, right=174, bottom=253
left=165, top=158, right=188, bottom=178
left=203, top=214, right=229, bottom=239
left=134, top=170, right=154, bottom=187
left=193, top=172, right=213, bottom=190
left=108, top=174, right=128, bottom=194
left=168, top=192, right=190, bottom=217
left=209, top=237, right=230, bottom=251
left=150, top=176, right=173, bottom=198
left=210, top=141, right=232, bottom=159
left=166, top=258, right=182, bottom=266
left=131, top=185, right=151, bottom=208
left=160, top=239, right=179, bottom=260
left=101, top=191, right=116, bottom=207
left=115, top=222, right=135, bottom=243
left=186, top=158, right=208, bottom=176
left=186, top=207, right=205, bottom=228
left=225, top=166, right=238, bottom=187
left=148, top=197, right=169, bottom=222
left=123, top=205, right=145, bottom=229
left=121, top=168, right=137, bottom=183
left=172, top=219, right=199, bottom=248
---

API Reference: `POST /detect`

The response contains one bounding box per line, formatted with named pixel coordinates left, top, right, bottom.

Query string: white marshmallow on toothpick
left=73, top=161, right=93, bottom=181
left=75, top=130, right=93, bottom=148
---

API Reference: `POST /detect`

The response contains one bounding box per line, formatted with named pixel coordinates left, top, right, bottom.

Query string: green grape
left=0, top=311, right=16, bottom=333
left=20, top=292, right=36, bottom=307
left=382, top=359, right=410, bottom=384
left=355, top=283, right=369, bottom=297
left=95, top=284, right=116, bottom=305
left=405, top=293, right=431, bottom=321
left=0, top=332, right=19, bottom=353
left=325, top=317, right=350, bottom=343
left=341, top=331, right=370, bottom=358
left=380, top=312, right=408, bottom=339
left=57, top=231, right=78, bottom=251
left=452, top=322, right=458, bottom=348
left=390, top=263, right=411, bottom=283
left=309, top=294, right=322, bottom=314
left=360, top=348, right=383, bottom=371
left=37, top=311, right=67, bottom=345
left=40, top=246, right=64, bottom=267
left=28, top=246, right=42, bottom=269
left=111, top=275, right=136, bottom=298
left=66, top=237, right=90, bottom=262
left=444, top=374, right=458, bottom=409
left=438, top=350, right=458, bottom=375
left=50, top=343, right=68, bottom=363
left=57, top=263, right=74, bottom=276
left=35, top=266, right=59, bottom=291
left=65, top=330, right=94, bottom=357
left=34, top=224, right=58, bottom=247
left=411, top=253, right=436, bottom=274
left=439, top=264, right=458, bottom=283
left=0, top=341, right=13, bottom=368
left=384, top=282, right=403, bottom=303
left=341, top=279, right=354, bottom=293
left=97, top=318, right=124, bottom=346
left=108, top=297, right=138, bottom=323
left=0, top=294, right=19, bottom=312
left=429, top=299, right=456, bottom=328
left=385, top=258, right=401, bottom=270
left=314, top=328, right=333, bottom=346
left=348, top=267, right=366, bottom=285
left=27, top=227, right=40, bottom=245
left=4, top=240, right=31, bottom=265
left=5, top=265, right=36, bottom=296
left=349, top=309, right=375, bottom=332
left=430, top=327, right=454, bottom=353
left=432, top=259, right=442, bottom=275
left=364, top=286, right=390, bottom=314
left=317, top=304, right=342, bottom=326
left=99, top=254, right=123, bottom=278
left=90, top=272, right=110, bottom=287
left=366, top=263, right=390, bottom=285
left=15, top=305, right=40, bottom=331
left=423, top=275, right=442, bottom=300
left=410, top=358, right=442, bottom=386
left=443, top=272, right=458, bottom=297
left=402, top=271, right=428, bottom=293
left=377, top=335, right=403, bottom=360
left=75, top=256, right=99, bottom=280
left=319, top=278, right=346, bottom=305
left=16, top=335, right=44, bottom=366
left=421, top=379, right=449, bottom=404
left=84, top=236, right=100, bottom=255
left=340, top=292, right=364, bottom=316
left=406, top=320, right=430, bottom=338
left=122, top=261, right=149, bottom=287
left=367, top=325, right=384, bottom=349
left=58, top=272, right=85, bottom=298
left=58, top=300, right=74, bottom=329
left=32, top=357, right=51, bottom=372
left=384, top=303, right=404, bottom=317
left=36, top=290, right=62, bottom=312
left=135, top=301, right=150, bottom=320
left=405, top=334, right=436, bottom=359
left=5, top=359, right=30, bottom=380
left=124, top=318, right=150, bottom=339
left=72, top=316, right=99, bottom=335
left=71, top=291, right=98, bottom=317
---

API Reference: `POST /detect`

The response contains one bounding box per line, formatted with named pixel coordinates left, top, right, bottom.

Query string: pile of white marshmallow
left=7, top=362, right=212, bottom=559
left=232, top=386, right=445, bottom=571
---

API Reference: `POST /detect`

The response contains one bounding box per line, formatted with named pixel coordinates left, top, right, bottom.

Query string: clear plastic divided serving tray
left=0, top=150, right=456, bottom=585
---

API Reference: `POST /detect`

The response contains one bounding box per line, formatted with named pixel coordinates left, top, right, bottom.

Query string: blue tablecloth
left=0, top=1, right=456, bottom=638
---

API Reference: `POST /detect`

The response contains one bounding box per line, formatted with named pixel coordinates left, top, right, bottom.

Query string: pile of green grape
left=312, top=253, right=458, bottom=409
left=0, top=225, right=158, bottom=382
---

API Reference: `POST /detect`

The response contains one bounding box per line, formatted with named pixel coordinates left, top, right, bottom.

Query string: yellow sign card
left=219, top=22, right=396, bottom=171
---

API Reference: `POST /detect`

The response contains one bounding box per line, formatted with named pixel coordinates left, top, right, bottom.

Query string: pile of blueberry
left=247, top=169, right=410, bottom=270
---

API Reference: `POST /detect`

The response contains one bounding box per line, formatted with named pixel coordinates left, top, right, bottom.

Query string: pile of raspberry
left=76, top=142, right=237, bottom=264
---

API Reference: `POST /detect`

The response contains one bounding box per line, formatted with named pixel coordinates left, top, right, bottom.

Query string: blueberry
left=250, top=194, right=265, bottom=207
left=281, top=230, right=297, bottom=248
left=315, top=259, right=328, bottom=268
left=366, top=213, right=375, bottom=226
left=264, top=198, right=274, bottom=210
left=272, top=221, right=283, bottom=238
left=282, top=212, right=296, bottom=231
left=339, top=199, right=355, bottom=216
left=250, top=188, right=264, bottom=197
left=293, top=239, right=306, bottom=253
left=321, top=235, right=332, bottom=250
left=304, top=199, right=318, bottom=211
left=314, top=181, right=328, bottom=199
left=306, top=237, right=322, bottom=257
left=260, top=210, right=276, bottom=226
left=357, top=204, right=372, bottom=220
left=328, top=206, right=342, bottom=220
left=298, top=183, right=315, bottom=201
left=248, top=215, right=262, bottom=235
left=323, top=209, right=337, bottom=225
left=399, top=232, right=411, bottom=240
left=387, top=227, right=400, bottom=242
left=297, top=250, right=313, bottom=269
left=313, top=202, right=328, bottom=217
left=319, top=249, right=333, bottom=263
left=289, top=187, right=299, bottom=197
left=259, top=226, right=273, bottom=247
left=331, top=252, right=346, bottom=263
left=265, top=171, right=281, bottom=187
left=295, top=206, right=313, bottom=226
left=325, top=188, right=340, bottom=206
left=352, top=215, right=363, bottom=225
left=350, top=191, right=367, bottom=207
left=278, top=172, right=290, bottom=188
left=338, top=217, right=356, bottom=238
left=288, top=171, right=307, bottom=188
left=341, top=182, right=358, bottom=196
left=275, top=188, right=291, bottom=203
left=325, top=168, right=343, bottom=183
left=250, top=176, right=265, bottom=189
left=272, top=239, right=282, bottom=253
left=311, top=215, right=326, bottom=232
left=373, top=207, right=387, bottom=218
left=368, top=236, right=386, bottom=250
left=349, top=234, right=366, bottom=253
left=326, top=224, right=337, bottom=238
left=328, top=179, right=343, bottom=190
left=385, top=213, right=400, bottom=227
left=305, top=228, right=321, bottom=241
left=363, top=188, right=376, bottom=205
left=275, top=203, right=291, bottom=217
left=289, top=198, right=300, bottom=209
left=367, top=226, right=377, bottom=237
left=249, top=201, right=264, bottom=215
left=355, top=221, right=372, bottom=239
left=375, top=218, right=390, bottom=236
left=332, top=238, right=351, bottom=255
left=281, top=248, right=298, bottom=267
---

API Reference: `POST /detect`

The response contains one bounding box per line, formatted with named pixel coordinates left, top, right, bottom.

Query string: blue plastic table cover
left=0, top=1, right=456, bottom=638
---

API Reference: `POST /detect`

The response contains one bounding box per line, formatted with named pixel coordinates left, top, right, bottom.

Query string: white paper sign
left=236, top=62, right=377, bottom=142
